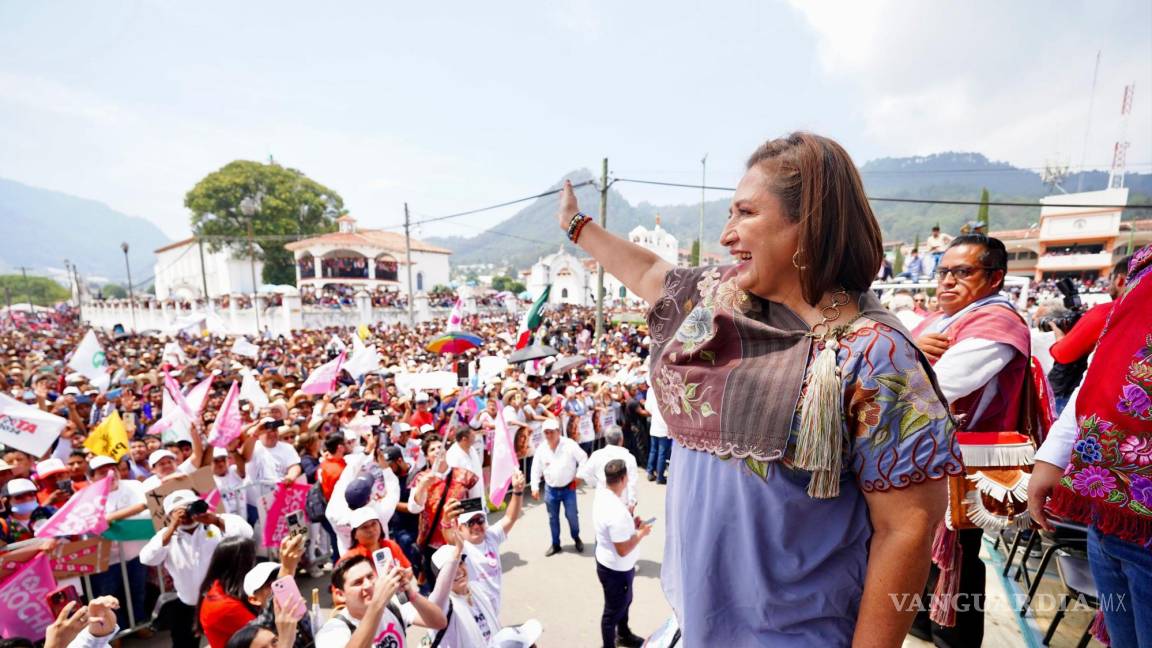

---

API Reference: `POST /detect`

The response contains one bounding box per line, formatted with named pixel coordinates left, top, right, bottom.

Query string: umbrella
left=547, top=354, right=588, bottom=376
left=425, top=331, right=484, bottom=354
left=507, top=343, right=559, bottom=364
left=583, top=374, right=612, bottom=386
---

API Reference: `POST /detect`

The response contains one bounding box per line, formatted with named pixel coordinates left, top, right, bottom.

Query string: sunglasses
left=934, top=266, right=993, bottom=281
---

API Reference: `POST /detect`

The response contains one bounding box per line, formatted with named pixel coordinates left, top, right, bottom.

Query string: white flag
left=231, top=337, right=260, bottom=359
left=0, top=394, right=67, bottom=457
left=345, top=334, right=382, bottom=380
left=68, top=330, right=110, bottom=390
left=161, top=341, right=187, bottom=366
left=241, top=370, right=270, bottom=409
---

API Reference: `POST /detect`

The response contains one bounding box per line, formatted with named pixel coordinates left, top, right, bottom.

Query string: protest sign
left=0, top=537, right=114, bottom=581
left=0, top=551, right=56, bottom=640
left=262, top=482, right=310, bottom=548
left=0, top=393, right=67, bottom=457
left=393, top=371, right=458, bottom=396
left=143, top=466, right=220, bottom=530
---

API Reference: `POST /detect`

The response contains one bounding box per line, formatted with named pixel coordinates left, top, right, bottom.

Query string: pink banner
left=489, top=403, right=517, bottom=505
left=0, top=552, right=57, bottom=640
left=261, top=483, right=310, bottom=548
left=36, top=473, right=113, bottom=538
left=207, top=381, right=243, bottom=448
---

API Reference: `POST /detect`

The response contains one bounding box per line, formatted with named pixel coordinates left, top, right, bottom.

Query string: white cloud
left=787, top=0, right=1152, bottom=170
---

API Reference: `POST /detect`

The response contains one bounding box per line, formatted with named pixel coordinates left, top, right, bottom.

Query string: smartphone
left=459, top=497, right=483, bottom=517
left=46, top=585, right=81, bottom=617
left=270, top=576, right=307, bottom=620
left=56, top=479, right=74, bottom=496
left=285, top=510, right=307, bottom=537
left=642, top=516, right=657, bottom=526
left=372, top=547, right=395, bottom=575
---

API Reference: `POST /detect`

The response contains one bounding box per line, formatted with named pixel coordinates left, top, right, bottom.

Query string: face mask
left=11, top=501, right=37, bottom=516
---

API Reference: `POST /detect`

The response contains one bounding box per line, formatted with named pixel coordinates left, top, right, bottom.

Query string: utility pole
left=595, top=157, right=608, bottom=345
left=247, top=221, right=260, bottom=332
left=18, top=266, right=32, bottom=308
left=403, top=202, right=415, bottom=326
left=120, top=243, right=137, bottom=331
left=699, top=154, right=707, bottom=266
left=198, top=237, right=211, bottom=308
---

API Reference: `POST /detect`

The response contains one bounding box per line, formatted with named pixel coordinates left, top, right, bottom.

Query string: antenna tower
left=1108, top=84, right=1135, bottom=189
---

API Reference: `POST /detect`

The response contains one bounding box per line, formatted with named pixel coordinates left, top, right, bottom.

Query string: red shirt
left=199, top=580, right=256, bottom=648
left=319, top=456, right=346, bottom=501
left=1049, top=302, right=1112, bottom=365
left=408, top=410, right=434, bottom=432
left=339, top=539, right=411, bottom=569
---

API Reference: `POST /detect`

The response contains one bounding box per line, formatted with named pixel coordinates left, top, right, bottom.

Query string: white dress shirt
left=1036, top=382, right=1082, bottom=469
left=139, top=513, right=253, bottom=605
left=932, top=337, right=1017, bottom=425
left=530, top=437, right=588, bottom=494
left=578, top=445, right=638, bottom=506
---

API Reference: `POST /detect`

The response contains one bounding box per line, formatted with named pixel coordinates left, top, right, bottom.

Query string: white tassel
left=967, top=470, right=1030, bottom=504
left=796, top=338, right=843, bottom=499
left=958, top=443, right=1035, bottom=468
left=963, top=490, right=1031, bottom=531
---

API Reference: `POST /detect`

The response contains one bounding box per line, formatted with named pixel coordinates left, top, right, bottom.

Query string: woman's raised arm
left=557, top=180, right=672, bottom=305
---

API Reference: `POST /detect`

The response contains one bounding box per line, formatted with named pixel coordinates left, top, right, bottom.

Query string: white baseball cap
left=162, top=489, right=199, bottom=515
left=212, top=447, right=229, bottom=459
left=431, top=544, right=461, bottom=572
left=419, top=424, right=435, bottom=435
left=491, top=620, right=544, bottom=648
left=414, top=392, right=430, bottom=403
left=149, top=450, right=177, bottom=467
left=243, top=562, right=282, bottom=597
left=541, top=419, right=560, bottom=432
left=392, top=422, right=412, bottom=434
left=348, top=506, right=381, bottom=530
left=62, top=386, right=81, bottom=396
left=89, top=456, right=118, bottom=472
left=5, top=478, right=36, bottom=496
left=35, top=458, right=67, bottom=477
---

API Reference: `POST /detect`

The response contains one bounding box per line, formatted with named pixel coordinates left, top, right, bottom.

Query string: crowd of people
left=4, top=133, right=1148, bottom=648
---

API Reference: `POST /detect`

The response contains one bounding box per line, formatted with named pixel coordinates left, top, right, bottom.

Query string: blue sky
left=1, top=0, right=1149, bottom=240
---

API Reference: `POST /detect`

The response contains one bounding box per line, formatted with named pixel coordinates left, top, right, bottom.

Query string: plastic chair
left=1042, top=551, right=1097, bottom=648
left=1018, top=520, right=1089, bottom=617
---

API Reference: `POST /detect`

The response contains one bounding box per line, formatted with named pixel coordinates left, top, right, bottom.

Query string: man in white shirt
left=88, top=456, right=151, bottom=631
left=326, top=433, right=402, bottom=555
left=140, top=449, right=197, bottom=492
left=211, top=446, right=248, bottom=517
left=593, top=459, right=651, bottom=648
left=530, top=418, right=588, bottom=556
left=457, top=471, right=526, bottom=616
left=445, top=427, right=485, bottom=502
left=315, top=552, right=450, bottom=648
left=139, top=489, right=253, bottom=648
left=645, top=392, right=672, bottom=485
left=579, top=425, right=638, bottom=506
left=240, top=416, right=304, bottom=519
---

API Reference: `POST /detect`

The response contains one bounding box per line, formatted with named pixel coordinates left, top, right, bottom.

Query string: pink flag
left=489, top=402, right=518, bottom=505
left=301, top=352, right=345, bottom=395
left=185, top=374, right=214, bottom=414
left=203, top=488, right=222, bottom=511
left=0, top=551, right=56, bottom=640
left=448, top=297, right=465, bottom=330
left=164, top=369, right=194, bottom=419
left=208, top=381, right=243, bottom=448
left=35, top=474, right=114, bottom=538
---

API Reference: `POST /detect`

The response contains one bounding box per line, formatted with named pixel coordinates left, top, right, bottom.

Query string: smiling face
left=935, top=244, right=1004, bottom=316
left=720, top=165, right=801, bottom=300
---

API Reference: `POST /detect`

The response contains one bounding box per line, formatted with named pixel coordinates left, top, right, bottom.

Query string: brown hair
left=746, top=132, right=883, bottom=306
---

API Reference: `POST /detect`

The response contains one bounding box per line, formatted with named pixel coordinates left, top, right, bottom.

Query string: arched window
left=619, top=286, right=627, bottom=298
left=416, top=272, right=424, bottom=291
left=374, top=254, right=399, bottom=282
left=561, top=288, right=569, bottom=299
left=298, top=254, right=315, bottom=279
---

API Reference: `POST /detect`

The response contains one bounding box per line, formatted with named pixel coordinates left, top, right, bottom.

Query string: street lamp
left=239, top=195, right=261, bottom=333
left=121, top=242, right=137, bottom=331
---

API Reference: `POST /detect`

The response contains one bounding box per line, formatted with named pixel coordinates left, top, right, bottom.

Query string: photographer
left=140, top=490, right=254, bottom=648
left=1047, top=257, right=1130, bottom=412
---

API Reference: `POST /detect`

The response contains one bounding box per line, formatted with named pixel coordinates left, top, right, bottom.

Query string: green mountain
left=0, top=177, right=171, bottom=283
left=427, top=153, right=1152, bottom=265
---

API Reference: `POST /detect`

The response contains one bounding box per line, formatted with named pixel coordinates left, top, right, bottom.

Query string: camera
left=186, top=499, right=209, bottom=516
left=1037, top=278, right=1084, bottom=334
left=262, top=419, right=281, bottom=430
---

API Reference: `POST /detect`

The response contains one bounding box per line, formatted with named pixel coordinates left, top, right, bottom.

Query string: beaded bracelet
left=571, top=216, right=591, bottom=244
left=566, top=211, right=590, bottom=241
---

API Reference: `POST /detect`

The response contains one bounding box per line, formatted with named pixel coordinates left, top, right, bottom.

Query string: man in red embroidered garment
left=910, top=234, right=1031, bottom=647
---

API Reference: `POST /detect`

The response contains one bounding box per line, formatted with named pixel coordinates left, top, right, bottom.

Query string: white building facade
left=285, top=215, right=451, bottom=295
left=153, top=238, right=264, bottom=300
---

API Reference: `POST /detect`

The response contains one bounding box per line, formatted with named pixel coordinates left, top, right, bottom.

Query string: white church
left=525, top=216, right=678, bottom=306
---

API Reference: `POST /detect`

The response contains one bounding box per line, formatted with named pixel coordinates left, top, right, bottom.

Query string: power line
left=406, top=180, right=597, bottom=227
left=611, top=177, right=1143, bottom=209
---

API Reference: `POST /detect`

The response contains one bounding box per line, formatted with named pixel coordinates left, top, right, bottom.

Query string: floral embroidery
left=655, top=365, right=716, bottom=422
left=696, top=267, right=720, bottom=303
left=1118, top=383, right=1152, bottom=420
left=1118, top=435, right=1152, bottom=467
left=871, top=369, right=950, bottom=448
left=1131, top=475, right=1152, bottom=510
left=714, top=279, right=751, bottom=312
left=675, top=305, right=715, bottom=353
left=846, top=383, right=880, bottom=437
left=1074, top=436, right=1104, bottom=464
left=1072, top=465, right=1117, bottom=498
left=1117, top=335, right=1152, bottom=421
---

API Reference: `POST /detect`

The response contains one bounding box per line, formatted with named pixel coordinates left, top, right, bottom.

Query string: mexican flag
left=515, top=285, right=551, bottom=349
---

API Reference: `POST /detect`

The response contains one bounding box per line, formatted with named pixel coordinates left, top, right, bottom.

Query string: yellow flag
left=85, top=410, right=130, bottom=461
left=357, top=324, right=371, bottom=341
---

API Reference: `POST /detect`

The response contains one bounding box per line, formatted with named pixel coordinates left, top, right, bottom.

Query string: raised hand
left=556, top=180, right=581, bottom=232
left=86, top=596, right=120, bottom=637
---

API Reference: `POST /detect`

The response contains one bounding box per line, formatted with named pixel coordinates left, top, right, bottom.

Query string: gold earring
left=792, top=250, right=806, bottom=270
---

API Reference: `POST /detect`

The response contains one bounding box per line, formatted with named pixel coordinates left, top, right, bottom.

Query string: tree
left=0, top=275, right=70, bottom=306
left=185, top=160, right=344, bottom=286
left=912, top=232, right=920, bottom=253
left=690, top=239, right=701, bottom=267
left=893, top=247, right=905, bottom=275
left=976, top=187, right=990, bottom=231
left=102, top=283, right=128, bottom=299
left=491, top=275, right=527, bottom=294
